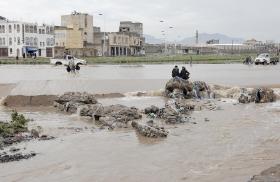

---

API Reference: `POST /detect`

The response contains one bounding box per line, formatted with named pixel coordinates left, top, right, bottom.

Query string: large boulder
left=79, top=103, right=104, bottom=119
left=131, top=121, right=168, bottom=138
left=165, top=78, right=212, bottom=99
left=98, top=105, right=142, bottom=129
left=165, top=78, right=193, bottom=99
left=55, top=92, right=98, bottom=105
left=251, top=88, right=276, bottom=103
left=238, top=88, right=276, bottom=104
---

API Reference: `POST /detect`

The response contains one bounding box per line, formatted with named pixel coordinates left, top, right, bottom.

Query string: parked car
left=50, top=55, right=87, bottom=66
left=255, top=53, right=270, bottom=65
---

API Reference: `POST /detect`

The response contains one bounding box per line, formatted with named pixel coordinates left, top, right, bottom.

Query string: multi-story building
left=93, top=21, right=145, bottom=56
left=94, top=31, right=143, bottom=56
left=0, top=16, right=54, bottom=57
left=55, top=11, right=94, bottom=49
left=119, top=21, right=143, bottom=36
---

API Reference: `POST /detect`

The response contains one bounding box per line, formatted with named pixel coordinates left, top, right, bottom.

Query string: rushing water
left=0, top=64, right=280, bottom=182
left=0, top=64, right=279, bottom=95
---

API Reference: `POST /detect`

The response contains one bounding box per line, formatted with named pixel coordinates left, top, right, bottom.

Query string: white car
left=255, top=53, right=270, bottom=65
left=50, top=55, right=87, bottom=66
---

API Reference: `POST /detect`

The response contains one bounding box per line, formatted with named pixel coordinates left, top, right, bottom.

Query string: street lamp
left=98, top=13, right=106, bottom=56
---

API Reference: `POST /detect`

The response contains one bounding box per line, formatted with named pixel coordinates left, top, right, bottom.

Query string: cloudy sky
left=0, top=0, right=279, bottom=41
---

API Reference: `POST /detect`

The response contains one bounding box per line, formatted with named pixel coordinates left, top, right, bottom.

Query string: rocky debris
left=54, top=93, right=143, bottom=129
left=175, top=100, right=195, bottom=114
left=249, top=164, right=280, bottom=182
left=144, top=105, right=160, bottom=115
left=238, top=88, right=276, bottom=104
left=30, top=129, right=40, bottom=138
left=131, top=121, right=168, bottom=138
left=193, top=81, right=211, bottom=99
left=99, top=105, right=142, bottom=129
left=165, top=78, right=193, bottom=99
left=165, top=78, right=212, bottom=99
left=251, top=88, right=276, bottom=103
left=39, top=135, right=56, bottom=141
left=79, top=103, right=104, bottom=118
left=55, top=92, right=98, bottom=105
left=0, top=152, right=36, bottom=163
left=238, top=93, right=251, bottom=104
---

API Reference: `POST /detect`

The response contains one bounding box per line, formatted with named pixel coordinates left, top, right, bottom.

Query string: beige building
left=93, top=21, right=145, bottom=56
left=55, top=11, right=94, bottom=49
left=94, top=31, right=143, bottom=56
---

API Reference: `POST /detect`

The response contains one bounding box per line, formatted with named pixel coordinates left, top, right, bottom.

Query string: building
left=0, top=17, right=54, bottom=57
left=93, top=21, right=145, bottom=56
left=206, top=39, right=219, bottom=44
left=55, top=11, right=94, bottom=49
left=119, top=21, right=143, bottom=36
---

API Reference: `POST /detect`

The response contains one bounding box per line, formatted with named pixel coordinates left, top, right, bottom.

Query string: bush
left=0, top=111, right=29, bottom=138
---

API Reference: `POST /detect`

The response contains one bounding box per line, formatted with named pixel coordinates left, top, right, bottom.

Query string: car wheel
left=55, top=62, right=62, bottom=66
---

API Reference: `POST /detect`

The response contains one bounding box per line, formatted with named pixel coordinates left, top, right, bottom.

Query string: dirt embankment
left=1, top=93, right=126, bottom=107
left=2, top=95, right=58, bottom=107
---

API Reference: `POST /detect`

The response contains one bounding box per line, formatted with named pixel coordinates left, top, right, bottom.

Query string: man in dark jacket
left=172, top=65, right=180, bottom=78
left=180, top=66, right=190, bottom=80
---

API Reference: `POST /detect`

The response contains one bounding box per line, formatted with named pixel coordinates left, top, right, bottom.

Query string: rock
left=55, top=92, right=98, bottom=105
left=238, top=93, right=250, bottom=104
left=146, top=120, right=154, bottom=126
left=79, top=103, right=104, bottom=119
left=98, top=105, right=142, bottom=129
left=30, top=129, right=40, bottom=138
left=175, top=100, right=195, bottom=114
left=9, top=147, right=20, bottom=153
left=165, top=78, right=193, bottom=99
left=165, top=78, right=213, bottom=99
left=249, top=164, right=280, bottom=182
left=144, top=105, right=160, bottom=115
left=251, top=88, right=276, bottom=103
left=39, top=135, right=55, bottom=141
left=0, top=152, right=36, bottom=163
left=238, top=88, right=276, bottom=104
left=132, top=121, right=168, bottom=138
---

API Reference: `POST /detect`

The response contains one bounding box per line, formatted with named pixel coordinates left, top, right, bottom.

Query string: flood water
left=1, top=64, right=280, bottom=182
left=0, top=63, right=279, bottom=95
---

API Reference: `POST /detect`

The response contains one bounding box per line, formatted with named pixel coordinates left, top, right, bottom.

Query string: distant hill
left=179, top=33, right=244, bottom=45
left=144, top=34, right=163, bottom=44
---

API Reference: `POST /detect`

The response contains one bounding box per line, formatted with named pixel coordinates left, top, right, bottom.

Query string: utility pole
left=196, top=30, right=199, bottom=45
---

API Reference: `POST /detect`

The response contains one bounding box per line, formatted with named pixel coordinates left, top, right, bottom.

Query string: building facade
left=0, top=17, right=54, bottom=57
left=93, top=21, right=145, bottom=56
left=94, top=31, right=143, bottom=56
left=55, top=11, right=94, bottom=49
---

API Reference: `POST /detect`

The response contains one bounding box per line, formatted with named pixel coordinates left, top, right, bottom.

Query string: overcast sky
left=1, top=0, right=279, bottom=41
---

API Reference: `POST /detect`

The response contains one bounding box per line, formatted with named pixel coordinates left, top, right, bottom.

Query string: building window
left=10, top=48, right=12, bottom=54
left=2, top=38, right=5, bottom=45
left=30, top=26, right=33, bottom=33
left=9, top=38, right=12, bottom=45
left=25, top=25, right=29, bottom=33
left=42, top=29, right=45, bottom=34
left=50, top=27, right=54, bottom=34
left=17, top=24, right=20, bottom=33
left=46, top=27, right=49, bottom=34
left=39, top=29, right=42, bottom=34
left=17, top=37, right=20, bottom=45
left=34, top=38, right=38, bottom=46
left=9, top=25, right=12, bottom=33
left=34, top=26, right=37, bottom=33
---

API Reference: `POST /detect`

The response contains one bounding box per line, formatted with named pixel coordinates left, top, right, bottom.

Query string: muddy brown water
left=0, top=64, right=280, bottom=182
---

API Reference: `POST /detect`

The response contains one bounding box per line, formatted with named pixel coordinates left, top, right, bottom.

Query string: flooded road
left=0, top=64, right=279, bottom=95
left=0, top=100, right=280, bottom=182
left=0, top=64, right=280, bottom=182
